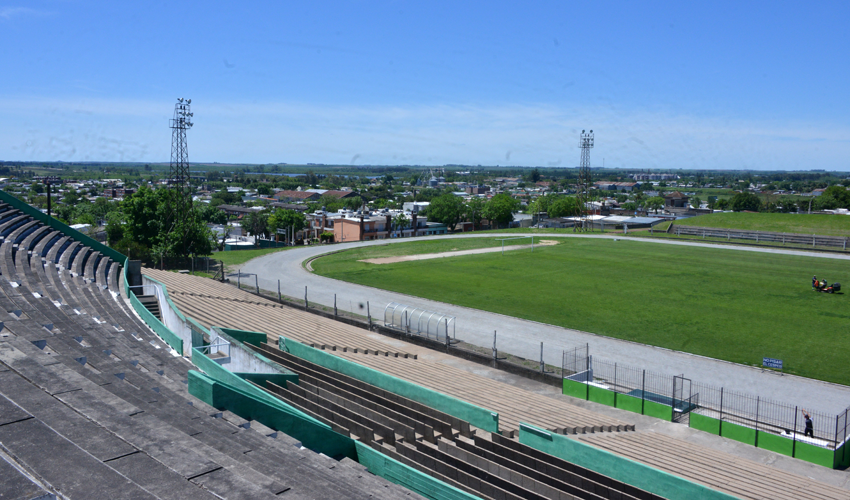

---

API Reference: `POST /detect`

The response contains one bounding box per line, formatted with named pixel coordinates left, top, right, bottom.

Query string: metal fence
left=562, top=345, right=847, bottom=449
left=671, top=224, right=850, bottom=250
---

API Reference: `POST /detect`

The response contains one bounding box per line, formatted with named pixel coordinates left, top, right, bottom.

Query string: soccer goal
left=494, top=235, right=536, bottom=255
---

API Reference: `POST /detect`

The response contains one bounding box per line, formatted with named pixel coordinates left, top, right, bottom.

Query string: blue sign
left=763, top=357, right=783, bottom=369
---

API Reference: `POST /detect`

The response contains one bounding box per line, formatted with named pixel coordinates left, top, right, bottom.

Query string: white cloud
left=0, top=7, right=50, bottom=20
left=0, top=96, right=847, bottom=170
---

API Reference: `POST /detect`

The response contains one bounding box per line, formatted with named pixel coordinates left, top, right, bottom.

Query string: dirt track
left=360, top=240, right=558, bottom=264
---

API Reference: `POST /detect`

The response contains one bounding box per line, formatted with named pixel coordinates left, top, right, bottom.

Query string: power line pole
left=575, top=129, right=594, bottom=232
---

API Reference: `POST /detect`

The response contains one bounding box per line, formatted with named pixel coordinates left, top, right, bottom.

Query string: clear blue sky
left=1, top=1, right=848, bottom=170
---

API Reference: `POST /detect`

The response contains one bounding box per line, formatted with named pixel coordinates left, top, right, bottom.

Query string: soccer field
left=312, top=238, right=850, bottom=385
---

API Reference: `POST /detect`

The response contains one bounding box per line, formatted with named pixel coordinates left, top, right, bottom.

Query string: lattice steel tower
left=574, top=129, right=594, bottom=231
left=168, top=98, right=194, bottom=250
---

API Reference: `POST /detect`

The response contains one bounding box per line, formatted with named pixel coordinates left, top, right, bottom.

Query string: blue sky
left=1, top=1, right=848, bottom=170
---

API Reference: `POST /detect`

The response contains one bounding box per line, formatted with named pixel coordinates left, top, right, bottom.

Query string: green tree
left=548, top=196, right=578, bottom=218
left=105, top=211, right=125, bottom=245
left=645, top=196, right=665, bottom=214
left=427, top=194, right=465, bottom=232
left=256, top=184, right=272, bottom=196
left=714, top=198, right=730, bottom=210
left=268, top=209, right=307, bottom=235
left=729, top=192, right=762, bottom=212
left=483, top=193, right=519, bottom=228
left=690, top=196, right=702, bottom=209
left=197, top=203, right=227, bottom=225
left=122, top=185, right=168, bottom=250
left=392, top=213, right=409, bottom=234
left=530, top=168, right=541, bottom=183
left=242, top=210, right=270, bottom=245
left=464, top=197, right=486, bottom=230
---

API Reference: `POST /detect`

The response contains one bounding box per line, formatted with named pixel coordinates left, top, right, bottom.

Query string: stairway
left=135, top=294, right=162, bottom=321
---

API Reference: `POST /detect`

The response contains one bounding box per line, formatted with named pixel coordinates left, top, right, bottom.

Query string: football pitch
left=312, top=237, right=850, bottom=385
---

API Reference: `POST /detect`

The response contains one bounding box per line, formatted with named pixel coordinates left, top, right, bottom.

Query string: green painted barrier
left=130, top=291, right=183, bottom=354
left=643, top=400, right=672, bottom=421
left=794, top=441, right=836, bottom=468
left=518, top=422, right=738, bottom=500
left=836, top=443, right=850, bottom=468
left=217, top=327, right=267, bottom=348
left=588, top=385, right=616, bottom=407
left=689, top=412, right=721, bottom=435
left=354, top=441, right=479, bottom=500
left=614, top=393, right=643, bottom=415
left=562, top=378, right=587, bottom=399
left=279, top=336, right=500, bottom=434
left=192, top=348, right=326, bottom=428
left=756, top=431, right=794, bottom=457
left=189, top=370, right=356, bottom=460
left=0, top=189, right=126, bottom=264
left=720, top=421, right=756, bottom=446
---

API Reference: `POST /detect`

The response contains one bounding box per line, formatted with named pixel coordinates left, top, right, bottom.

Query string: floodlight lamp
left=187, top=99, right=191, bottom=104
left=590, top=130, right=593, bottom=133
left=178, top=98, right=183, bottom=102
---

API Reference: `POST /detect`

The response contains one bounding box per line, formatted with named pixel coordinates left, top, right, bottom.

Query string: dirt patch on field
left=360, top=240, right=558, bottom=265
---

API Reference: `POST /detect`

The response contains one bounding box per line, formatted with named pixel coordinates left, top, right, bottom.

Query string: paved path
left=240, top=233, right=850, bottom=414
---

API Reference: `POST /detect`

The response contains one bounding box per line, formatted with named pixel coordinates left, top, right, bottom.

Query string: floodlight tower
left=575, top=129, right=594, bottom=232
left=168, top=98, right=194, bottom=252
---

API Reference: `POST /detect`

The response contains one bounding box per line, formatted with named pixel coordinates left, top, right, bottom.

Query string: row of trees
left=426, top=193, right=521, bottom=231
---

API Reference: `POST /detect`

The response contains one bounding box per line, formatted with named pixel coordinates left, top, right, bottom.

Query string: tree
left=392, top=213, right=409, bottom=235
left=483, top=194, right=519, bottom=228
left=464, top=197, right=485, bottom=230
left=729, top=192, right=762, bottom=212
left=690, top=196, right=702, bottom=209
left=645, top=196, right=665, bottom=214
left=257, top=184, right=272, bottom=196
left=428, top=194, right=465, bottom=232
left=268, top=209, right=307, bottom=235
left=548, top=196, right=578, bottom=218
left=197, top=203, right=227, bottom=225
left=122, top=185, right=169, bottom=250
left=714, top=198, right=730, bottom=210
left=530, top=168, right=541, bottom=183
left=242, top=210, right=270, bottom=245
left=105, top=211, right=124, bottom=245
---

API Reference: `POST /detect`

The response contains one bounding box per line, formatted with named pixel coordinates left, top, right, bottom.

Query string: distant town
left=0, top=161, right=848, bottom=260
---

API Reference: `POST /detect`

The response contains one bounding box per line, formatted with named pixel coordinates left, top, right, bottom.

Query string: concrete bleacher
left=145, top=268, right=634, bottom=437
left=254, top=342, right=657, bottom=500
left=578, top=432, right=850, bottom=500
left=0, top=207, right=420, bottom=500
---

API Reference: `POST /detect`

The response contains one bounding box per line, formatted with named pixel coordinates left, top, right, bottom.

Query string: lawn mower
left=812, top=277, right=841, bottom=293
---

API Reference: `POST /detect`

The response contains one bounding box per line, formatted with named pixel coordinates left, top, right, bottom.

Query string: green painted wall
left=189, top=370, right=356, bottom=460
left=643, top=400, right=672, bottom=421
left=130, top=291, right=183, bottom=354
left=588, top=385, right=616, bottom=407
left=562, top=379, right=587, bottom=399
left=192, top=348, right=326, bottom=428
left=720, top=421, right=756, bottom=446
left=218, top=327, right=267, bottom=348
left=689, top=413, right=721, bottom=435
left=279, top=336, right=499, bottom=434
left=756, top=431, right=794, bottom=457
left=614, top=393, right=643, bottom=415
left=518, top=423, right=738, bottom=500
left=794, top=441, right=836, bottom=468
left=836, top=443, right=850, bottom=468
left=354, top=441, right=480, bottom=500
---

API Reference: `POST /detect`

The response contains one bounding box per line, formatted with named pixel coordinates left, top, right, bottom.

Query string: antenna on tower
left=574, top=129, right=594, bottom=232
left=168, top=98, right=195, bottom=255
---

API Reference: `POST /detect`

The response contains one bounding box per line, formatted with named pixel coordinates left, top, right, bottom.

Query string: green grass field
left=313, top=238, right=850, bottom=385
left=666, top=212, right=850, bottom=237
left=214, top=246, right=295, bottom=270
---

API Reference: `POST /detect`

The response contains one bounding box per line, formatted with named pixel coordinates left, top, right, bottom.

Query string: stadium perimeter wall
left=518, top=423, right=737, bottom=500
left=689, top=412, right=849, bottom=469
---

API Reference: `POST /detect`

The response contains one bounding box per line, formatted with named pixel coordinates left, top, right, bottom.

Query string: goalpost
left=495, top=236, right=535, bottom=255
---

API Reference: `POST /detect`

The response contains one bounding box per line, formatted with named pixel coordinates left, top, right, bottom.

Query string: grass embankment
left=312, top=238, right=850, bottom=385
left=669, top=213, right=850, bottom=237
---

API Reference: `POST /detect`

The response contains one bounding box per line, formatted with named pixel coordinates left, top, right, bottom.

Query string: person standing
left=802, top=409, right=814, bottom=438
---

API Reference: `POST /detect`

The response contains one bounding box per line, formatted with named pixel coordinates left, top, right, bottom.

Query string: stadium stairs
left=0, top=205, right=418, bottom=500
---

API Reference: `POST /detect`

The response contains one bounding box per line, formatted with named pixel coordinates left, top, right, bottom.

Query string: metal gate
left=672, top=374, right=696, bottom=422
